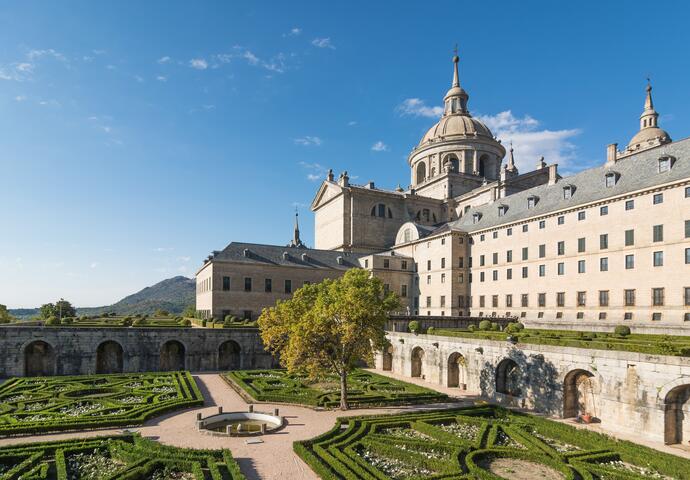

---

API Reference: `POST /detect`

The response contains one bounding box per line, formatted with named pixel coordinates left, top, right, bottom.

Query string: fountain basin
left=197, top=411, right=284, bottom=437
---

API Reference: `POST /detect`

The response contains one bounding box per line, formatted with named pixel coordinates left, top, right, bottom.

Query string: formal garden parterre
left=0, top=371, right=202, bottom=435
left=224, top=369, right=448, bottom=408
left=0, top=433, right=245, bottom=480
left=295, top=405, right=690, bottom=480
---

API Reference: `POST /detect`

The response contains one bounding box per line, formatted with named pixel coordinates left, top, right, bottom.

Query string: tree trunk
left=340, top=370, right=349, bottom=410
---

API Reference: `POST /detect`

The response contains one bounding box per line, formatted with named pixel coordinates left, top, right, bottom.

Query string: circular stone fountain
left=196, top=408, right=284, bottom=437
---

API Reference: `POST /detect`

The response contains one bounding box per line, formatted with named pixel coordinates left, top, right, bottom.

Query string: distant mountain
left=9, top=276, right=196, bottom=318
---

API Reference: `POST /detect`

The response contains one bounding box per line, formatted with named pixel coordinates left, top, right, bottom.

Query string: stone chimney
left=606, top=143, right=618, bottom=165
left=548, top=164, right=559, bottom=185
left=338, top=171, right=349, bottom=187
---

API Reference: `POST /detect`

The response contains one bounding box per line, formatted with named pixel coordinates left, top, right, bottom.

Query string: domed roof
left=626, top=83, right=672, bottom=151
left=627, top=126, right=671, bottom=149
left=419, top=114, right=494, bottom=146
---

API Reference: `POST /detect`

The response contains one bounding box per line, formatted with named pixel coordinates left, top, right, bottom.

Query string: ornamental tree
left=258, top=268, right=400, bottom=410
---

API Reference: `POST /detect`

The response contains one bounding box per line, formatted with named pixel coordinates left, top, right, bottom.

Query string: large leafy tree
left=0, top=304, right=14, bottom=324
left=39, top=299, right=76, bottom=319
left=258, top=268, right=400, bottom=410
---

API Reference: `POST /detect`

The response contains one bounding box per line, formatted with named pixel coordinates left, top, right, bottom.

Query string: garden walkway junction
left=0, top=371, right=688, bottom=480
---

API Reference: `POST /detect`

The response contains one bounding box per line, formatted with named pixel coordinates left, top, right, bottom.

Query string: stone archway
left=447, top=352, right=467, bottom=389
left=495, top=359, right=521, bottom=396
left=411, top=347, right=425, bottom=378
left=563, top=369, right=596, bottom=419
left=96, top=341, right=124, bottom=374
left=382, top=346, right=393, bottom=371
left=160, top=340, right=186, bottom=371
left=218, top=340, right=241, bottom=371
left=664, top=384, right=690, bottom=445
left=24, top=340, right=55, bottom=377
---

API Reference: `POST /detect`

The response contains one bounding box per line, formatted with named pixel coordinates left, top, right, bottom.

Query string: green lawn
left=224, top=369, right=448, bottom=408
left=0, top=433, right=245, bottom=480
left=0, top=371, right=202, bottom=435
left=431, top=327, right=690, bottom=357
left=296, top=405, right=690, bottom=480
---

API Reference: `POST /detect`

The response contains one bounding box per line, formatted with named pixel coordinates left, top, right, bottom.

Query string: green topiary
left=468, top=324, right=476, bottom=332
left=179, top=319, right=191, bottom=327
left=45, top=316, right=60, bottom=326
left=504, top=322, right=521, bottom=334
left=478, top=320, right=492, bottom=331
left=491, top=322, right=500, bottom=331
left=614, top=325, right=631, bottom=337
left=408, top=320, right=421, bottom=334
left=224, top=315, right=233, bottom=323
left=426, top=326, right=435, bottom=335
left=61, top=317, right=73, bottom=325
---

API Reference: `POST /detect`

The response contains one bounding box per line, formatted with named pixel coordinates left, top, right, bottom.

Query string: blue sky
left=1, top=1, right=689, bottom=308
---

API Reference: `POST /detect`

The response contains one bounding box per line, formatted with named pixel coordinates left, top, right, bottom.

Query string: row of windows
left=221, top=276, right=311, bottom=294
left=197, top=277, right=212, bottom=293
left=476, top=186, right=690, bottom=241
left=476, top=287, right=690, bottom=308
left=474, top=310, right=690, bottom=322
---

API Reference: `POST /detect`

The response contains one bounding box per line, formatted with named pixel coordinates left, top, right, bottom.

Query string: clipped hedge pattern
left=224, top=369, right=447, bottom=408
left=0, top=433, right=245, bottom=479
left=0, top=371, right=203, bottom=435
left=295, top=405, right=690, bottom=479
left=47, top=316, right=191, bottom=328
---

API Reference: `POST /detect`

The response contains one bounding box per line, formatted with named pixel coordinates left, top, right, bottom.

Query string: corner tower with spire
left=625, top=80, right=671, bottom=153
left=287, top=209, right=306, bottom=249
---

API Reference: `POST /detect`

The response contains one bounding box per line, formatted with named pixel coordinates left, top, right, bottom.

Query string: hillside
left=9, top=276, right=196, bottom=318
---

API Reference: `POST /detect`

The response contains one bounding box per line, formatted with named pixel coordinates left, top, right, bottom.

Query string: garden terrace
left=224, top=369, right=448, bottom=408
left=430, top=327, right=690, bottom=357
left=43, top=315, right=192, bottom=328
left=0, top=371, right=202, bottom=435
left=0, top=433, right=245, bottom=479
left=295, top=405, right=690, bottom=480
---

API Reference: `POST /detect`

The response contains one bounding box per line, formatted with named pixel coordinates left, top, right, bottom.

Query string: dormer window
left=604, top=171, right=618, bottom=188
left=497, top=205, right=508, bottom=217
left=658, top=156, right=674, bottom=173
left=472, top=212, right=482, bottom=224
left=562, top=185, right=575, bottom=199
left=527, top=196, right=539, bottom=209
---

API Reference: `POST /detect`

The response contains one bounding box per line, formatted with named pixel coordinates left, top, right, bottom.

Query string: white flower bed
left=22, top=414, right=50, bottom=422
left=358, top=447, right=433, bottom=480
left=153, top=386, right=175, bottom=394
left=532, top=431, right=580, bottom=453
left=120, top=396, right=145, bottom=404
left=59, top=403, right=101, bottom=417
left=600, top=460, right=671, bottom=479
left=24, top=402, right=54, bottom=412
left=495, top=429, right=526, bottom=449
left=439, top=422, right=480, bottom=441
left=67, top=449, right=125, bottom=480
left=380, top=427, right=431, bottom=440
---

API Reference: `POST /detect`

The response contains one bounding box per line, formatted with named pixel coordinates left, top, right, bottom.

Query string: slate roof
left=450, top=137, right=690, bottom=233
left=208, top=242, right=367, bottom=269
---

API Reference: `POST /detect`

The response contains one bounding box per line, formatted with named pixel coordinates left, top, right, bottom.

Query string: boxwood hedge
left=294, top=405, right=690, bottom=479
left=224, top=369, right=447, bottom=408
left=0, top=371, right=203, bottom=435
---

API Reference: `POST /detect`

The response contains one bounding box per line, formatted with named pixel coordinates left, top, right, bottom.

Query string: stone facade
left=0, top=326, right=274, bottom=377
left=379, top=331, right=690, bottom=445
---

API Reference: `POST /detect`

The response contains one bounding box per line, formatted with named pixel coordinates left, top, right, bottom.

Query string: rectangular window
left=426, top=296, right=431, bottom=307
left=686, top=220, right=690, bottom=238
left=522, top=247, right=528, bottom=261
left=522, top=224, right=528, bottom=232
left=653, top=251, right=664, bottom=267
left=538, top=293, right=546, bottom=307
left=493, top=231, right=498, bottom=239
left=577, top=291, right=586, bottom=307
left=401, top=260, right=407, bottom=270
left=625, top=229, right=635, bottom=246
left=539, top=220, right=546, bottom=229
left=479, top=295, right=485, bottom=308
left=244, top=277, right=252, bottom=292
left=578, top=260, right=586, bottom=273
left=222, top=276, right=230, bottom=291
left=480, top=272, right=485, bottom=282
left=684, top=287, right=690, bottom=306
left=243, top=310, right=252, bottom=320
left=427, top=260, right=431, bottom=270
left=492, top=270, right=498, bottom=281
left=506, top=250, right=513, bottom=263
left=600, top=205, right=608, bottom=216
left=507, top=228, right=513, bottom=236
left=441, top=257, right=446, bottom=268
left=625, top=254, right=635, bottom=269
left=686, top=186, right=690, bottom=198
left=624, top=289, right=635, bottom=306
left=578, top=211, right=586, bottom=221
left=600, top=234, right=608, bottom=250
left=492, top=252, right=498, bottom=265
left=458, top=273, right=464, bottom=283
left=383, top=259, right=390, bottom=269
left=600, top=257, right=608, bottom=271
left=522, top=266, right=528, bottom=278
left=652, top=288, right=665, bottom=306
left=539, top=244, right=546, bottom=258
left=364, top=259, right=369, bottom=268
left=652, top=312, right=662, bottom=321
left=506, top=294, right=513, bottom=307
left=265, top=278, right=272, bottom=293
left=599, top=290, right=609, bottom=307
left=556, top=292, right=565, bottom=307
left=521, top=294, right=528, bottom=307
left=506, top=268, right=512, bottom=280
left=578, top=237, right=586, bottom=253
left=653, top=193, right=664, bottom=204
left=557, top=262, right=564, bottom=275
left=480, top=234, right=485, bottom=241
left=284, top=279, right=292, bottom=294
left=458, top=295, right=465, bottom=307
left=480, top=255, right=485, bottom=266
left=539, top=264, right=546, bottom=277
left=492, top=295, right=498, bottom=308
left=441, top=273, right=446, bottom=283
left=686, top=247, right=690, bottom=264
left=440, top=295, right=446, bottom=307
left=653, top=225, right=664, bottom=242
left=383, top=284, right=390, bottom=293
left=441, top=237, right=446, bottom=245
left=557, top=215, right=565, bottom=225
left=458, top=257, right=464, bottom=268
left=625, top=199, right=634, bottom=210
left=557, top=241, right=565, bottom=256
left=401, top=285, right=408, bottom=298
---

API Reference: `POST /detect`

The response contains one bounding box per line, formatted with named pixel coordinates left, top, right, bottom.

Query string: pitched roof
left=450, top=137, right=690, bottom=233
left=208, top=242, right=366, bottom=269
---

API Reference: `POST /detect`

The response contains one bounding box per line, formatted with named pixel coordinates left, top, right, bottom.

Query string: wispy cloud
left=284, top=27, right=302, bottom=37
left=27, top=49, right=67, bottom=62
left=477, top=110, right=581, bottom=172
left=157, top=56, right=171, bottom=64
left=156, top=75, right=167, bottom=82
left=312, top=38, right=335, bottom=49
left=0, top=48, right=68, bottom=82
left=299, top=161, right=329, bottom=182
left=396, top=98, right=443, bottom=118
left=177, top=256, right=191, bottom=263
left=154, top=247, right=174, bottom=252
left=189, top=58, right=208, bottom=70
left=14, top=95, right=26, bottom=102
left=347, top=120, right=357, bottom=126
left=371, top=141, right=389, bottom=152
left=294, top=136, right=322, bottom=146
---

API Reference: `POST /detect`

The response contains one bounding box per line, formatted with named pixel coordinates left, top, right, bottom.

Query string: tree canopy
left=0, top=304, right=14, bottom=324
left=258, top=268, right=400, bottom=410
left=39, top=299, right=76, bottom=319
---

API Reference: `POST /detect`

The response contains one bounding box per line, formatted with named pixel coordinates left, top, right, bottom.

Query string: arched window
left=478, top=154, right=489, bottom=177
left=403, top=228, right=411, bottom=243
left=431, top=167, right=436, bottom=177
left=416, top=163, right=426, bottom=183
left=388, top=207, right=393, bottom=219
left=371, top=204, right=388, bottom=218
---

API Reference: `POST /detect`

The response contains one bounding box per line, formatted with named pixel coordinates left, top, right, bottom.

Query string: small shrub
left=201, top=319, right=207, bottom=327
left=61, top=317, right=73, bottom=325
left=122, top=317, right=133, bottom=327
left=224, top=315, right=233, bottom=323
left=46, top=316, right=60, bottom=326
left=490, top=322, right=500, bottom=331
left=468, top=325, right=476, bottom=332
left=132, top=318, right=143, bottom=327
left=478, top=320, right=492, bottom=331
left=426, top=326, right=435, bottom=335
left=408, top=320, right=421, bottom=334
left=614, top=325, right=631, bottom=337
left=179, top=319, right=191, bottom=327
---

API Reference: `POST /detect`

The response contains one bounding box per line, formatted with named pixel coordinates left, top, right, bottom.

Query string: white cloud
left=294, top=136, right=322, bottom=146
left=477, top=110, right=581, bottom=171
left=157, top=56, right=171, bottom=64
left=14, top=95, right=26, bottom=102
left=105, top=64, right=116, bottom=70
left=212, top=47, right=287, bottom=74
left=347, top=120, right=357, bottom=126
left=90, top=262, right=99, bottom=269
left=38, top=99, right=61, bottom=107
left=154, top=247, right=174, bottom=252
left=299, top=161, right=329, bottom=181
left=371, top=141, right=389, bottom=152
left=156, top=75, right=167, bottom=82
left=312, top=38, right=335, bottom=49
left=177, top=256, right=191, bottom=262
left=243, top=51, right=260, bottom=66
left=285, top=27, right=302, bottom=37
left=396, top=98, right=443, bottom=118
left=27, top=49, right=67, bottom=62
left=134, top=75, right=144, bottom=83
left=100, top=126, right=112, bottom=133
left=189, top=58, right=208, bottom=70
